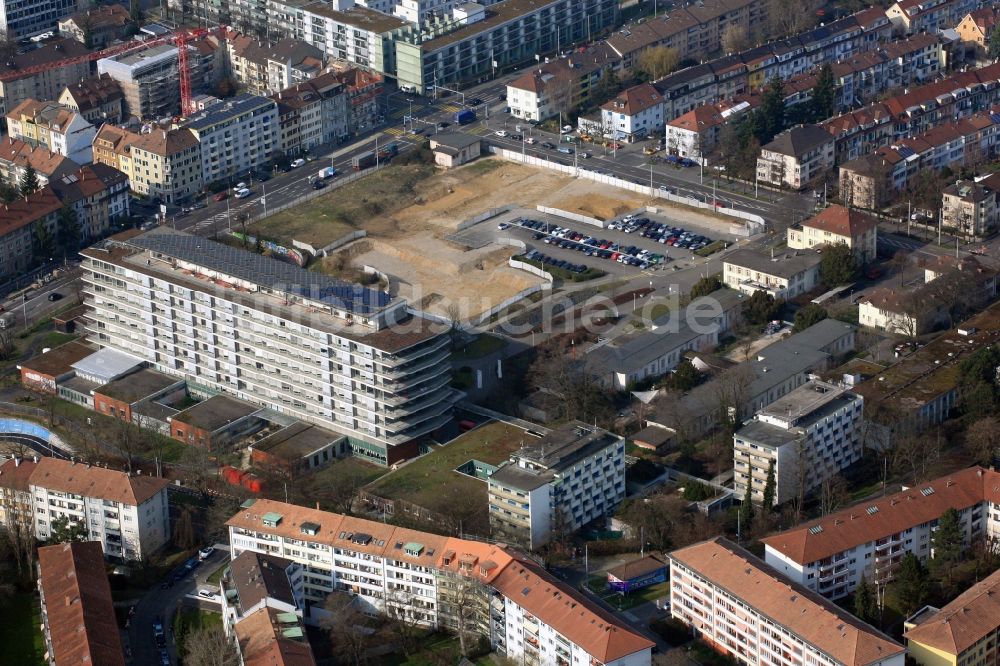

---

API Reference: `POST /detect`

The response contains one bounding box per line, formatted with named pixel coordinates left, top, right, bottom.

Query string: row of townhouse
left=839, top=107, right=1000, bottom=212
left=5, top=98, right=97, bottom=165
left=821, top=61, right=1000, bottom=166
left=886, top=0, right=977, bottom=36
left=225, top=32, right=326, bottom=97
left=763, top=465, right=1000, bottom=600
left=227, top=498, right=655, bottom=665
left=0, top=456, right=170, bottom=562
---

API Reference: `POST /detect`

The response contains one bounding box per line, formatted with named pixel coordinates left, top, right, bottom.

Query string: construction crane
left=0, top=27, right=225, bottom=116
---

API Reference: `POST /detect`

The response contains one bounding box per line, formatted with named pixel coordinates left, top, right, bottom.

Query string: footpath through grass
left=0, top=592, right=46, bottom=666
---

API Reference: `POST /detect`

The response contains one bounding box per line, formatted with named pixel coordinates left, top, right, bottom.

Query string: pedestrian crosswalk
left=383, top=127, right=406, bottom=136
left=439, top=104, right=460, bottom=113
left=389, top=109, right=407, bottom=119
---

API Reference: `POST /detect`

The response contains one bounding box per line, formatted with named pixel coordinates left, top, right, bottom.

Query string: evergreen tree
left=853, top=575, right=877, bottom=624
left=32, top=220, right=53, bottom=262
left=895, top=553, right=929, bottom=616
left=48, top=516, right=88, bottom=544
left=19, top=165, right=38, bottom=198
left=56, top=205, right=81, bottom=259
left=932, top=508, right=965, bottom=564
left=761, top=459, right=776, bottom=510
left=811, top=64, right=835, bottom=122
left=819, top=242, right=858, bottom=287
left=758, top=76, right=786, bottom=144
left=689, top=274, right=722, bottom=299
left=990, top=25, right=1000, bottom=60
left=739, top=479, right=755, bottom=533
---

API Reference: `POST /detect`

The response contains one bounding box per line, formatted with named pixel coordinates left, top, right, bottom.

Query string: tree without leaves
left=33, top=220, right=53, bottom=263
left=819, top=242, right=858, bottom=287
left=526, top=337, right=613, bottom=425
left=305, top=462, right=372, bottom=515
left=721, top=24, right=749, bottom=54
left=636, top=46, right=679, bottom=82
left=182, top=625, right=239, bottom=666
left=173, top=506, right=196, bottom=550
left=965, top=416, right=1000, bottom=465
left=761, top=459, right=776, bottom=510
left=819, top=474, right=849, bottom=516
left=322, top=591, right=374, bottom=666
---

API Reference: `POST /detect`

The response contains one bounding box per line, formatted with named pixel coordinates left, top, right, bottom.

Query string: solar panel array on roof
left=128, top=230, right=391, bottom=315
left=896, top=146, right=915, bottom=158
left=990, top=112, right=1000, bottom=124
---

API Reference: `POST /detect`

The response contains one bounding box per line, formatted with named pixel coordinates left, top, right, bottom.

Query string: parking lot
left=496, top=210, right=724, bottom=277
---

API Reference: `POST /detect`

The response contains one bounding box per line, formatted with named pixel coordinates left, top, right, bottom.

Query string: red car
left=213, top=191, right=228, bottom=202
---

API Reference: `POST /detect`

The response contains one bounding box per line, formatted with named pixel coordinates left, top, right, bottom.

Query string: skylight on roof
left=921, top=487, right=935, bottom=496
left=808, top=525, right=824, bottom=534
left=866, top=506, right=879, bottom=515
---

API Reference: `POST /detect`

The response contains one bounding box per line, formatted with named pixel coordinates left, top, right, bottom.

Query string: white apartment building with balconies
left=183, top=93, right=278, bottom=184
left=28, top=457, right=170, bottom=561
left=226, top=499, right=654, bottom=665
left=487, top=422, right=626, bottom=550
left=80, top=228, right=458, bottom=465
left=669, top=538, right=905, bottom=666
left=762, top=466, right=1000, bottom=600
left=733, top=380, right=863, bottom=507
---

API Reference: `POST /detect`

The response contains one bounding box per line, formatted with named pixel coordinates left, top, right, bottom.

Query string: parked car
left=541, top=142, right=555, bottom=149
left=498, top=222, right=510, bottom=230
left=198, top=546, right=215, bottom=560
left=290, top=158, right=306, bottom=168
left=437, top=121, right=450, bottom=129
left=197, top=589, right=219, bottom=600
left=234, top=188, right=252, bottom=199
left=560, top=125, right=573, bottom=134
left=213, top=191, right=228, bottom=202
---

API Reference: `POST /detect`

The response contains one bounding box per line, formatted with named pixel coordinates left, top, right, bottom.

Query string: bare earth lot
left=253, top=158, right=736, bottom=319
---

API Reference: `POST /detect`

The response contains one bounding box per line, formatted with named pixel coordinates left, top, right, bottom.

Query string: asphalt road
left=0, top=268, right=82, bottom=331
left=126, top=545, right=229, bottom=666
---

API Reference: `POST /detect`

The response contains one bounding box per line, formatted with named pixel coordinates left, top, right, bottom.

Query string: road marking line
left=384, top=128, right=405, bottom=136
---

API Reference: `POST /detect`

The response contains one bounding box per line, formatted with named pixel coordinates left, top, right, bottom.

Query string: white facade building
left=756, top=124, right=835, bottom=190
left=722, top=248, right=823, bottom=300
left=669, top=538, right=905, bottom=666
left=227, top=499, right=654, bottom=665
left=599, top=83, right=664, bottom=142
left=487, top=422, right=626, bottom=550
left=28, top=457, right=170, bottom=561
left=762, top=466, right=1000, bottom=599
left=80, top=228, right=458, bottom=465
left=734, top=380, right=864, bottom=506
left=183, top=93, right=278, bottom=184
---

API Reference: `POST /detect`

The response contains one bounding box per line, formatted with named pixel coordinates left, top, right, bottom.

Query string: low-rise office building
left=722, top=247, right=823, bottom=300
left=763, top=465, right=1000, bottom=599
left=227, top=499, right=655, bottom=664
left=669, top=537, right=905, bottom=666
left=37, top=541, right=126, bottom=666
left=487, top=422, right=626, bottom=550
left=29, top=457, right=170, bottom=561
left=733, top=380, right=864, bottom=506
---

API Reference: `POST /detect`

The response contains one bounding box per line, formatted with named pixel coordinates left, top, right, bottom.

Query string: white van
left=234, top=188, right=252, bottom=199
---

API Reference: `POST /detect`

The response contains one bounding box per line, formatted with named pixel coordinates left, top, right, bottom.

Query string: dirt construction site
left=258, top=158, right=732, bottom=319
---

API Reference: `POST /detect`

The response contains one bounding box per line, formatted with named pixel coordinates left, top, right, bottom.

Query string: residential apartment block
left=598, top=83, right=664, bottom=143
left=126, top=128, right=203, bottom=203
left=506, top=44, right=618, bottom=122
left=955, top=8, right=1000, bottom=54
left=723, top=248, right=823, bottom=300
left=57, top=3, right=132, bottom=48
left=487, top=422, right=626, bottom=550
left=0, top=456, right=36, bottom=531
left=59, top=74, right=126, bottom=126
left=0, top=39, right=92, bottom=116
left=37, top=541, right=126, bottom=666
left=787, top=204, right=878, bottom=265
left=733, top=380, right=864, bottom=506
left=942, top=179, right=998, bottom=238
left=886, top=0, right=976, bottom=36
left=226, top=34, right=325, bottom=97
left=5, top=98, right=96, bottom=164
left=763, top=465, right=1000, bottom=599
left=904, top=567, right=1000, bottom=666
left=183, top=93, right=278, bottom=184
left=664, top=102, right=749, bottom=164
left=393, top=0, right=618, bottom=95
left=29, top=457, right=170, bottom=561
left=757, top=124, right=835, bottom=190
left=80, top=228, right=459, bottom=463
left=48, top=163, right=131, bottom=241
left=669, top=538, right=905, bottom=666
left=227, top=499, right=654, bottom=664
left=273, top=73, right=350, bottom=154
left=0, top=137, right=79, bottom=190
left=0, top=186, right=62, bottom=279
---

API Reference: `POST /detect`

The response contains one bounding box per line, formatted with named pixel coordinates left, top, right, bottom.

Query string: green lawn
left=517, top=256, right=606, bottom=282
left=364, top=420, right=524, bottom=510
left=0, top=592, right=46, bottom=666
left=174, top=608, right=223, bottom=662
left=207, top=563, right=229, bottom=585
left=37, top=331, right=77, bottom=349
left=585, top=574, right=670, bottom=611
left=694, top=240, right=728, bottom=257
left=452, top=333, right=505, bottom=360
left=384, top=634, right=464, bottom=665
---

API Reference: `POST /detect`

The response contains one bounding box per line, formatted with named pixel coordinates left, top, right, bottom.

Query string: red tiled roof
left=235, top=607, right=316, bottom=666
left=30, top=457, right=170, bottom=506
left=601, top=83, right=662, bottom=116
left=0, top=457, right=37, bottom=492
left=802, top=204, right=877, bottom=238
left=904, top=568, right=1000, bottom=655
left=0, top=186, right=63, bottom=239
left=37, top=541, right=125, bottom=666
left=671, top=538, right=904, bottom=666
left=763, top=466, right=999, bottom=564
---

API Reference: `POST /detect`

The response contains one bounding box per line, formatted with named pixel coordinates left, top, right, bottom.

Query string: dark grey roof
left=762, top=124, right=833, bottom=157
left=183, top=93, right=276, bottom=131
left=724, top=247, right=822, bottom=279
left=172, top=394, right=260, bottom=432
left=230, top=550, right=297, bottom=611
left=432, top=133, right=481, bottom=151
left=128, top=228, right=391, bottom=314
left=97, top=368, right=182, bottom=404
left=588, top=324, right=707, bottom=374
left=733, top=419, right=800, bottom=449
left=489, top=463, right=552, bottom=492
